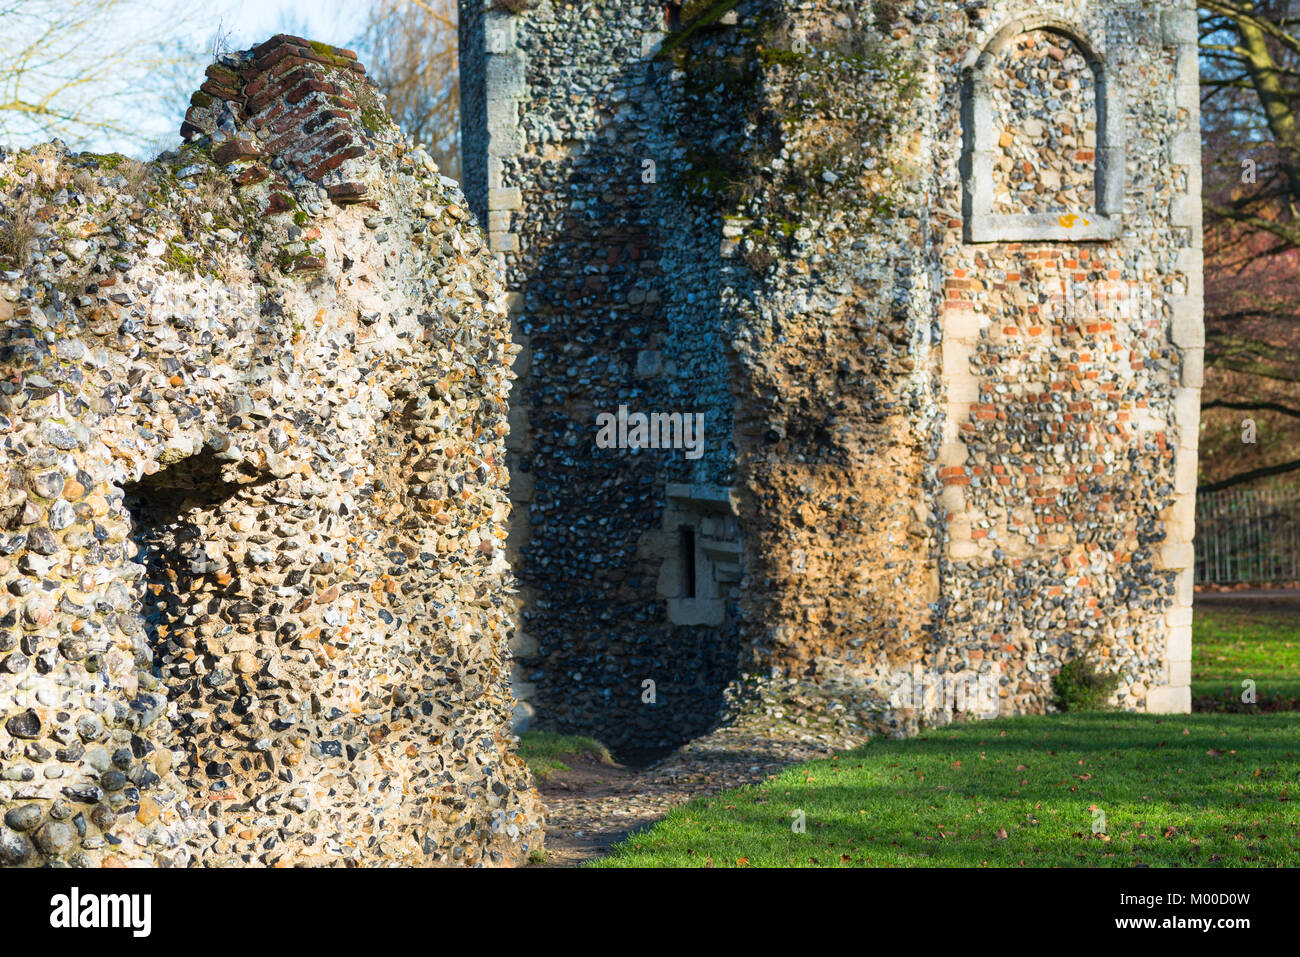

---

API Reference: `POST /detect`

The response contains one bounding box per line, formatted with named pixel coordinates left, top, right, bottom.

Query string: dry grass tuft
left=0, top=202, right=37, bottom=269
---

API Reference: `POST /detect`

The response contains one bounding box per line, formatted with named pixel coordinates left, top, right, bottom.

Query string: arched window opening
left=963, top=18, right=1123, bottom=243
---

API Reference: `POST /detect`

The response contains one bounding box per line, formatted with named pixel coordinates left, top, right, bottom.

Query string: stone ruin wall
left=0, top=36, right=542, bottom=867
left=728, top=0, right=1201, bottom=723
left=712, top=1, right=938, bottom=716
left=935, top=2, right=1201, bottom=718
left=462, top=0, right=746, bottom=751
left=467, top=0, right=1200, bottom=745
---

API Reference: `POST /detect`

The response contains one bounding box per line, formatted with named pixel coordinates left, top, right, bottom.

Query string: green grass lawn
left=562, top=601, right=1300, bottom=867
left=595, top=712, right=1300, bottom=867
left=1193, top=605, right=1300, bottom=709
left=516, top=731, right=613, bottom=781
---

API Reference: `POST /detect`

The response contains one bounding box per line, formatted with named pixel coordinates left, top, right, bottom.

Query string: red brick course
left=180, top=34, right=374, bottom=204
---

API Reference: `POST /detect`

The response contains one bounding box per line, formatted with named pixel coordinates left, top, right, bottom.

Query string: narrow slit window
left=679, top=525, right=696, bottom=599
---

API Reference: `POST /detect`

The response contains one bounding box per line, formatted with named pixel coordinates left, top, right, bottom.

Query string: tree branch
left=1199, top=456, right=1300, bottom=492
left=1202, top=398, right=1300, bottom=418
left=1205, top=200, right=1300, bottom=247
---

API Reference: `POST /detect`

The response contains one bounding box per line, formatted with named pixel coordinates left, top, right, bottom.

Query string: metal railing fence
left=1195, top=487, right=1300, bottom=584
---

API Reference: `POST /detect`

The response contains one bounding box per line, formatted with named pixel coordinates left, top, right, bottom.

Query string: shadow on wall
left=122, top=449, right=260, bottom=783
left=123, top=448, right=244, bottom=665
left=504, top=20, right=748, bottom=757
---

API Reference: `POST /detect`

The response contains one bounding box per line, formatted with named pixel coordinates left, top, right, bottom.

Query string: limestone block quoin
left=0, top=35, right=541, bottom=867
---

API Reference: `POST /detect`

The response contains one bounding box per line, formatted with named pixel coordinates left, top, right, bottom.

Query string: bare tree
left=354, top=0, right=460, bottom=181
left=0, top=0, right=206, bottom=153
left=1200, top=1, right=1300, bottom=489
left=1202, top=2, right=1300, bottom=245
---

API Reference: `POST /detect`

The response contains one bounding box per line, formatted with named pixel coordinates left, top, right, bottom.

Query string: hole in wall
left=121, top=447, right=245, bottom=677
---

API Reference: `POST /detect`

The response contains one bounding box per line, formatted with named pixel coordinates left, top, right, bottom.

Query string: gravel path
left=532, top=719, right=873, bottom=867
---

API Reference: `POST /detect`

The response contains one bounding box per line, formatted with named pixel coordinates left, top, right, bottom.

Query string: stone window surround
left=961, top=15, right=1123, bottom=244
left=661, top=483, right=741, bottom=627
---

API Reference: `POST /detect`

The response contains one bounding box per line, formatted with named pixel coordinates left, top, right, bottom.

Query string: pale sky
left=206, top=0, right=372, bottom=55
left=150, top=0, right=376, bottom=155
left=1, top=1, right=378, bottom=157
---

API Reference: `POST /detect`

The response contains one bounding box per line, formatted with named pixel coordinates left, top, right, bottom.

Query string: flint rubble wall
left=0, top=35, right=542, bottom=867
left=466, top=0, right=1200, bottom=745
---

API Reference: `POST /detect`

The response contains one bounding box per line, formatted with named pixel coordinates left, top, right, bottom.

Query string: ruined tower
left=461, top=0, right=1202, bottom=748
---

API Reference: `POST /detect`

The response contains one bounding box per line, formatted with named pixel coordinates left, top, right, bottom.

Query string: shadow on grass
left=594, top=712, right=1300, bottom=867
